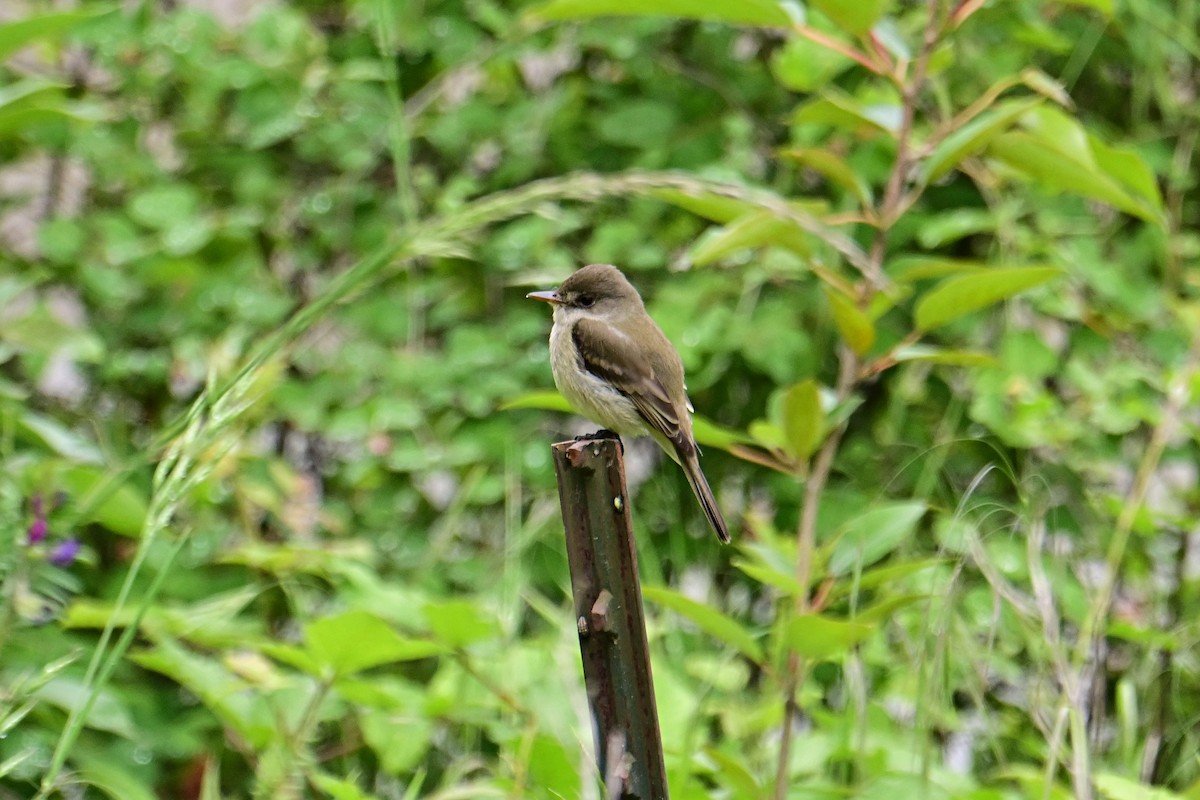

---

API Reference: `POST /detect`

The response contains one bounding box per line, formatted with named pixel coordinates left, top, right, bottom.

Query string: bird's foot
left=574, top=429, right=624, bottom=450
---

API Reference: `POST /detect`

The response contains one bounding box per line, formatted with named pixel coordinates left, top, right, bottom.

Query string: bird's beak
left=526, top=290, right=561, bottom=304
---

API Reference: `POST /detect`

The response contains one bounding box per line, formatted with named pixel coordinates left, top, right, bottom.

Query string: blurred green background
left=1, top=0, right=1198, bottom=798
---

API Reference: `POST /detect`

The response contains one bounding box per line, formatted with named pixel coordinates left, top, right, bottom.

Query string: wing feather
left=572, top=318, right=688, bottom=449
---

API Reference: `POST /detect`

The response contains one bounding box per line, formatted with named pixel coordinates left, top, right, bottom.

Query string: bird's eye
left=577, top=294, right=595, bottom=308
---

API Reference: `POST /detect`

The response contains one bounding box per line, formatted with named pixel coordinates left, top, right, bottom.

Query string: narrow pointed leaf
left=424, top=600, right=498, bottom=647
left=1093, top=773, right=1182, bottom=800
left=781, top=147, right=872, bottom=204
left=793, top=89, right=902, bottom=136
left=306, top=611, right=445, bottom=676
left=782, top=613, right=875, bottom=661
left=0, top=7, right=115, bottom=60
left=824, top=287, right=875, bottom=355
left=853, top=593, right=930, bottom=625
left=808, top=0, right=890, bottom=35
left=828, top=501, right=926, bottom=576
left=920, top=97, right=1042, bottom=183
left=527, top=0, right=795, bottom=27
left=643, top=586, right=763, bottom=662
left=690, top=210, right=812, bottom=265
left=889, top=256, right=984, bottom=282
left=734, top=558, right=803, bottom=595
left=781, top=379, right=823, bottom=460
left=501, top=389, right=571, bottom=412
left=915, top=266, right=1062, bottom=330
left=989, top=132, right=1160, bottom=223
left=891, top=345, right=996, bottom=366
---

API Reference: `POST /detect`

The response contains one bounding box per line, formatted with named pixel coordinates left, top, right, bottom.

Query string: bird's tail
left=680, top=451, right=730, bottom=544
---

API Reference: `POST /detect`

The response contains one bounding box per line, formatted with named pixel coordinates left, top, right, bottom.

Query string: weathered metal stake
left=552, top=437, right=669, bottom=800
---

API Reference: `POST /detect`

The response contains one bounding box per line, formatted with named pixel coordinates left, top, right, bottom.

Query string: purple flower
left=48, top=539, right=81, bottom=567
left=27, top=517, right=48, bottom=544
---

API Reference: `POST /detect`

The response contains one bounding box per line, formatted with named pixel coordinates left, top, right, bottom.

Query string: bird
left=528, top=263, right=730, bottom=544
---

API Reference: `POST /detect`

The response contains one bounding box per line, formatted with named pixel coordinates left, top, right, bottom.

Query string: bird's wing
left=572, top=318, right=687, bottom=448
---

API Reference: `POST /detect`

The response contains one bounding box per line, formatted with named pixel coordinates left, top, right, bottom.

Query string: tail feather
left=680, top=452, right=730, bottom=544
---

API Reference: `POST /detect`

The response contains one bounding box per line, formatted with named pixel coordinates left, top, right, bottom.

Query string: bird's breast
left=549, top=320, right=646, bottom=436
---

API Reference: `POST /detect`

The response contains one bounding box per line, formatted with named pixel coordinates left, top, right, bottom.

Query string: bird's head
left=527, top=264, right=645, bottom=317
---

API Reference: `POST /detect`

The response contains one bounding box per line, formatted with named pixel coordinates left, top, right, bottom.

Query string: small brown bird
left=528, top=264, right=730, bottom=543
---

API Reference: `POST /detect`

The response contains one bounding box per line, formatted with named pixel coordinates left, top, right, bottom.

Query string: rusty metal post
left=551, top=437, right=669, bottom=800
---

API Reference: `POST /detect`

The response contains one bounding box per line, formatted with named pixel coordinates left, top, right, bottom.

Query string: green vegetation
left=1, top=0, right=1196, bottom=798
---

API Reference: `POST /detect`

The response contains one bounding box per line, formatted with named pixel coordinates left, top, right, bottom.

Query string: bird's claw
left=573, top=429, right=624, bottom=451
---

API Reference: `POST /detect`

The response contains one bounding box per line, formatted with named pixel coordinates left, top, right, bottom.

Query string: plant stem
left=773, top=345, right=859, bottom=799
left=773, top=3, right=944, bottom=795
left=1065, top=345, right=1200, bottom=799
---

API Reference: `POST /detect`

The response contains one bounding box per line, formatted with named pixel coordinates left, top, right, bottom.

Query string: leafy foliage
left=1, top=0, right=1197, bottom=799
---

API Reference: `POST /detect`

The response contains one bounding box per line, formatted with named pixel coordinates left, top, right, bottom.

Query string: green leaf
left=781, top=147, right=872, bottom=204
left=747, top=419, right=788, bottom=451
left=1107, top=621, right=1178, bottom=650
left=597, top=100, right=678, bottom=148
left=1087, top=134, right=1164, bottom=217
left=649, top=188, right=756, bottom=223
left=60, top=465, right=148, bottom=537
left=643, top=586, right=763, bottom=662
left=1061, top=0, right=1113, bottom=15
left=310, top=772, right=381, bottom=800
left=306, top=610, right=445, bottom=676
left=704, top=747, right=764, bottom=798
left=823, top=287, right=875, bottom=355
left=259, top=642, right=321, bottom=675
left=733, top=559, right=803, bottom=595
left=220, top=541, right=375, bottom=578
left=771, top=34, right=852, bottom=92
left=995, top=767, right=1075, bottom=800
left=360, top=707, right=434, bottom=776
left=823, top=393, right=865, bottom=431
left=827, top=501, right=926, bottom=576
left=889, top=256, right=985, bottom=282
left=989, top=131, right=1162, bottom=223
left=16, top=410, right=103, bottom=463
left=808, top=0, right=889, bottom=35
left=424, top=599, right=498, bottom=647
left=198, top=759, right=222, bottom=800
left=528, top=733, right=582, bottom=798
left=36, top=678, right=136, bottom=739
left=1019, top=67, right=1074, bottom=106
left=781, top=379, right=822, bottom=460
left=75, top=756, right=158, bottom=800
left=0, top=7, right=115, bottom=60
left=915, top=266, right=1062, bottom=330
left=527, top=0, right=796, bottom=27
left=690, top=210, right=812, bottom=265
left=128, top=184, right=201, bottom=231
left=501, top=389, right=571, bottom=412
left=60, top=599, right=139, bottom=630
left=793, top=88, right=901, bottom=136
left=131, top=639, right=275, bottom=748
left=891, top=344, right=996, bottom=366
left=920, top=97, right=1043, bottom=183
left=0, top=100, right=107, bottom=137
left=692, top=416, right=755, bottom=450
left=1094, top=773, right=1182, bottom=800
left=0, top=80, right=65, bottom=115
left=852, top=593, right=930, bottom=625
left=913, top=209, right=997, bottom=248
left=847, top=558, right=944, bottom=592
left=781, top=613, right=875, bottom=661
